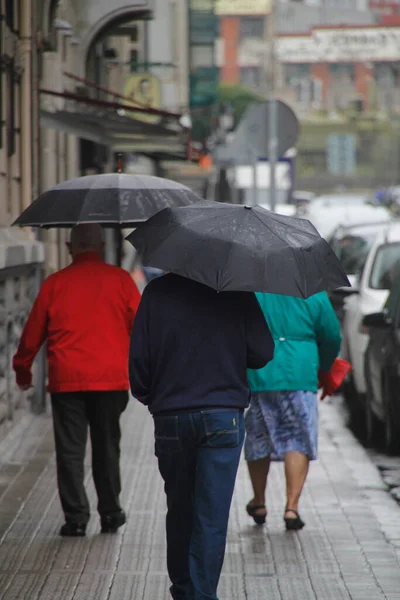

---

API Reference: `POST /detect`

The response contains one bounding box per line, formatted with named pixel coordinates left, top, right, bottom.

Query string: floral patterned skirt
left=244, top=390, right=318, bottom=462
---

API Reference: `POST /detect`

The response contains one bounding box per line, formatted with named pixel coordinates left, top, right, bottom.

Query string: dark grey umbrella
left=126, top=202, right=350, bottom=298
left=12, top=173, right=202, bottom=228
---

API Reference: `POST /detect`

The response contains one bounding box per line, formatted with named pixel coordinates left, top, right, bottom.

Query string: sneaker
left=100, top=510, right=126, bottom=533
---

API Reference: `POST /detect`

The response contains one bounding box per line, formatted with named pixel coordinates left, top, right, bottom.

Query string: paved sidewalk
left=0, top=397, right=399, bottom=600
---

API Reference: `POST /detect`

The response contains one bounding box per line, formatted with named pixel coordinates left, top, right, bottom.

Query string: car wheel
left=342, top=367, right=366, bottom=435
left=383, top=373, right=400, bottom=455
left=342, top=369, right=357, bottom=405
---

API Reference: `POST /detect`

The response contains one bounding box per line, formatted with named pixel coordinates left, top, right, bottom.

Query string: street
left=0, top=395, right=399, bottom=600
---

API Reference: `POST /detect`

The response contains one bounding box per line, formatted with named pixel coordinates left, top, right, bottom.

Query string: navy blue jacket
left=129, top=274, right=274, bottom=415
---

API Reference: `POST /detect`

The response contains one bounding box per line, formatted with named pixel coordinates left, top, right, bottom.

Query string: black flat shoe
left=246, top=501, right=267, bottom=525
left=60, top=522, right=86, bottom=537
left=101, top=510, right=126, bottom=533
left=284, top=508, right=305, bottom=531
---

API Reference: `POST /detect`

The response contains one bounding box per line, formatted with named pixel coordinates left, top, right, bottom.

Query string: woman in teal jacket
left=245, top=291, right=341, bottom=530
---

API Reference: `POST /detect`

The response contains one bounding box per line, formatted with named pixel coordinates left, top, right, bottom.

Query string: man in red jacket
left=13, top=224, right=141, bottom=537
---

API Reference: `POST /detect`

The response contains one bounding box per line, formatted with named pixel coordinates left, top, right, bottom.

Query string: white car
left=329, top=221, right=394, bottom=287
left=341, top=221, right=400, bottom=411
left=304, top=194, right=391, bottom=239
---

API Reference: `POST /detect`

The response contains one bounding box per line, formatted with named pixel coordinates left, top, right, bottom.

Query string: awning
left=40, top=89, right=189, bottom=159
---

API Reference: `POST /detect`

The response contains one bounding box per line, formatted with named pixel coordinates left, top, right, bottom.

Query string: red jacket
left=13, top=252, right=141, bottom=393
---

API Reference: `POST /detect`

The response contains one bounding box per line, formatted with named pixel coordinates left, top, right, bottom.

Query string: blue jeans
left=154, top=408, right=245, bottom=600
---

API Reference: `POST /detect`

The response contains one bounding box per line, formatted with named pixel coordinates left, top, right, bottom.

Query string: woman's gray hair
left=70, top=224, right=104, bottom=251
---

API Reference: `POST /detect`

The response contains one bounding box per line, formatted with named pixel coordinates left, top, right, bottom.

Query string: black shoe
left=246, top=500, right=267, bottom=525
left=100, top=510, right=126, bottom=533
left=284, top=508, right=305, bottom=531
left=60, top=522, right=86, bottom=537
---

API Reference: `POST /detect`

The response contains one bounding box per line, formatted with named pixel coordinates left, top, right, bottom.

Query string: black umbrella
left=126, top=202, right=350, bottom=298
left=12, top=173, right=202, bottom=228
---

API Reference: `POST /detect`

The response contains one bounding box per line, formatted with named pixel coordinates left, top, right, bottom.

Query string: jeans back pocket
left=200, top=409, right=242, bottom=448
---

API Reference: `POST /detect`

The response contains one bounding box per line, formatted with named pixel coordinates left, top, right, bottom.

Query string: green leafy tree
left=191, top=83, right=263, bottom=143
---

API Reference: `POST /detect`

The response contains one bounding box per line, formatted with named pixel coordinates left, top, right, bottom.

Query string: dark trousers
left=154, top=408, right=245, bottom=600
left=51, top=391, right=129, bottom=524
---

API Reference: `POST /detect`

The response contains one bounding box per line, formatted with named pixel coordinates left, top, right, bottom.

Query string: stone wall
left=0, top=229, right=45, bottom=428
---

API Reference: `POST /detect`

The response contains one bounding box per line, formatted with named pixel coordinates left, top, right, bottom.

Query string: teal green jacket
left=247, top=292, right=341, bottom=393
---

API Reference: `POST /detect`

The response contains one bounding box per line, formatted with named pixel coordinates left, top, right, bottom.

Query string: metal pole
left=266, top=0, right=277, bottom=213
left=252, top=151, right=258, bottom=206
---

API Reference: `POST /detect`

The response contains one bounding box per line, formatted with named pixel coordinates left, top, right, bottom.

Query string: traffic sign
left=214, top=100, right=300, bottom=166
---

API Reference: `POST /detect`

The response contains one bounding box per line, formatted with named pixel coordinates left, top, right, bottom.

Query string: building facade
left=0, top=0, right=189, bottom=431
left=217, top=2, right=400, bottom=118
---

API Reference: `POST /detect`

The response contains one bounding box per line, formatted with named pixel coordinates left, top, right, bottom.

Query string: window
left=191, top=46, right=214, bottom=68
left=310, top=78, right=322, bottom=108
left=130, top=49, right=138, bottom=73
left=130, top=26, right=138, bottom=43
left=7, top=61, right=15, bottom=157
left=62, top=36, right=68, bottom=63
left=5, top=0, right=14, bottom=30
left=240, top=16, right=265, bottom=40
left=370, top=243, right=400, bottom=290
left=240, top=67, right=262, bottom=90
left=333, top=234, right=376, bottom=276
left=330, top=63, right=355, bottom=83
left=384, top=276, right=400, bottom=323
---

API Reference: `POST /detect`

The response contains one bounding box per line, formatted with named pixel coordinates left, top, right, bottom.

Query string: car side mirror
left=331, top=286, right=359, bottom=297
left=362, top=311, right=391, bottom=329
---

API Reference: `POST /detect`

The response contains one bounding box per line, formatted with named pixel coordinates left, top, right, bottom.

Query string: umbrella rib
left=251, top=209, right=295, bottom=246
left=252, top=208, right=319, bottom=248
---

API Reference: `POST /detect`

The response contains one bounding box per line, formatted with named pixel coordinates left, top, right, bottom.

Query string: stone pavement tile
left=340, top=575, right=386, bottom=599
left=277, top=574, right=317, bottom=599
left=67, top=572, right=114, bottom=600
left=108, top=573, right=147, bottom=600
left=52, top=537, right=94, bottom=571
left=141, top=573, right=171, bottom=600
left=36, top=572, right=90, bottom=600
left=1, top=572, right=50, bottom=600
left=116, top=551, right=151, bottom=573
left=244, top=576, right=281, bottom=600
left=218, top=574, right=244, bottom=600
left=309, top=574, right=351, bottom=600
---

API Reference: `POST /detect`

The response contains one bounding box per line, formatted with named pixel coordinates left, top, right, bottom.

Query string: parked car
left=328, top=221, right=394, bottom=321
left=291, top=190, right=316, bottom=215
left=329, top=221, right=393, bottom=287
left=363, top=275, right=400, bottom=453
left=339, top=221, right=400, bottom=422
left=304, top=194, right=391, bottom=239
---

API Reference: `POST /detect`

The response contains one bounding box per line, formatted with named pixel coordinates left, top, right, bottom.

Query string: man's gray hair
left=70, top=223, right=104, bottom=251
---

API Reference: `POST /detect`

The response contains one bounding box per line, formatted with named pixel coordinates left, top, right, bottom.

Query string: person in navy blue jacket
left=129, top=273, right=274, bottom=600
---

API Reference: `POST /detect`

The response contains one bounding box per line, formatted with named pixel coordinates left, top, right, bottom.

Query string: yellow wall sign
left=123, top=74, right=162, bottom=124
left=216, top=0, right=271, bottom=15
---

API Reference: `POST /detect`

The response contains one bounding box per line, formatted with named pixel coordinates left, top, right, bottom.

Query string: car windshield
left=331, top=233, right=376, bottom=275
left=370, top=243, right=400, bottom=290
left=384, top=273, right=400, bottom=320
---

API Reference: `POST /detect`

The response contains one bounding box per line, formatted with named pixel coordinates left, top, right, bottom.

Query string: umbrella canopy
left=12, top=173, right=203, bottom=228
left=126, top=202, right=350, bottom=298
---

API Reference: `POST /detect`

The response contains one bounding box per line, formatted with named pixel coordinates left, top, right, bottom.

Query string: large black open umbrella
left=126, top=202, right=350, bottom=298
left=12, top=173, right=203, bottom=228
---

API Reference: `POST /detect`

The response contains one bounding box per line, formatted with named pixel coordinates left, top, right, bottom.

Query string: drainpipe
left=20, top=0, right=33, bottom=210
